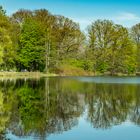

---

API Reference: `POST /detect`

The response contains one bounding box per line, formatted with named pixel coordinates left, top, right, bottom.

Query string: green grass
left=0, top=70, right=137, bottom=79
left=55, top=64, right=94, bottom=76
left=0, top=72, right=57, bottom=78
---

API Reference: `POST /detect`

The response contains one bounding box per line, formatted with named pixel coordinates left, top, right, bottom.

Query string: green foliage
left=0, top=6, right=6, bottom=16
left=88, top=20, right=136, bottom=75
left=131, top=23, right=140, bottom=72
left=0, top=6, right=16, bottom=70
left=18, top=19, right=46, bottom=71
left=0, top=6, right=139, bottom=75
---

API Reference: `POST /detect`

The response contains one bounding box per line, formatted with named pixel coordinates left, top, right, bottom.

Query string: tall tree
left=12, top=9, right=33, bottom=24
left=88, top=20, right=115, bottom=73
left=131, top=23, right=140, bottom=72
left=107, top=24, right=136, bottom=74
left=0, top=6, right=16, bottom=70
left=33, top=9, right=57, bottom=73
left=18, top=19, right=46, bottom=71
left=88, top=20, right=136, bottom=75
left=54, top=16, right=85, bottom=66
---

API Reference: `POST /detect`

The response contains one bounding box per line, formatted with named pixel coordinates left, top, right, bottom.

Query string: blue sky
left=0, top=0, right=140, bottom=30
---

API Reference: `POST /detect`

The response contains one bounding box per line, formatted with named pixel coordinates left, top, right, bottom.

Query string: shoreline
left=0, top=72, right=58, bottom=78
left=0, top=72, right=138, bottom=79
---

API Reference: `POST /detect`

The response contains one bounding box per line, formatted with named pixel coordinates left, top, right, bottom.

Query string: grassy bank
left=0, top=71, right=94, bottom=78
left=0, top=71, right=138, bottom=79
left=0, top=72, right=58, bottom=78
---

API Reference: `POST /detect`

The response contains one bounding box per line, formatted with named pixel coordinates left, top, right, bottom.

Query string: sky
left=0, top=0, right=140, bottom=30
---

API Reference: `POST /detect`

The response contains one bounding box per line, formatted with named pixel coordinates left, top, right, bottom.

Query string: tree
left=107, top=25, right=136, bottom=74
left=54, top=16, right=85, bottom=66
left=33, top=9, right=57, bottom=73
left=0, top=6, right=16, bottom=70
left=131, top=23, right=140, bottom=72
left=88, top=20, right=116, bottom=73
left=18, top=19, right=46, bottom=71
left=0, top=6, right=6, bottom=16
left=88, top=20, right=136, bottom=75
left=12, top=9, right=32, bottom=24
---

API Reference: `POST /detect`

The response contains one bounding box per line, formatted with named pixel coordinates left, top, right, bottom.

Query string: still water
left=0, top=76, right=140, bottom=140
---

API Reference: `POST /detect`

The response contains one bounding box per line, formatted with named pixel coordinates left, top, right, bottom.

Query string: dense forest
left=0, top=6, right=140, bottom=75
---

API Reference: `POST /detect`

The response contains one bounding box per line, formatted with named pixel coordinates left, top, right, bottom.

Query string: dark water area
left=0, top=76, right=140, bottom=140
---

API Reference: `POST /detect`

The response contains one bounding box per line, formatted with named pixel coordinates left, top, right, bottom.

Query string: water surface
left=0, top=76, right=140, bottom=140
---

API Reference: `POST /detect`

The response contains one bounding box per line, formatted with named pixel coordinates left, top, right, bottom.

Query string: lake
left=0, top=76, right=140, bottom=140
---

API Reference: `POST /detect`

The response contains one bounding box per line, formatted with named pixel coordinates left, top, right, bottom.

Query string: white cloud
left=112, top=12, right=140, bottom=27
left=115, top=12, right=140, bottom=21
left=70, top=12, right=140, bottom=31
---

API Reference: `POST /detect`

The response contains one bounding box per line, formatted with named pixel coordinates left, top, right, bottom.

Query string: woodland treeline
left=0, top=6, right=140, bottom=75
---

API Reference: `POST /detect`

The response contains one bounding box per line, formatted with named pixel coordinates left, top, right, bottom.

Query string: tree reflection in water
left=0, top=77, right=139, bottom=139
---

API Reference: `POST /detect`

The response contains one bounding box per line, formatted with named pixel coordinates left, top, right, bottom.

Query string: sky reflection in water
left=0, top=77, right=139, bottom=140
